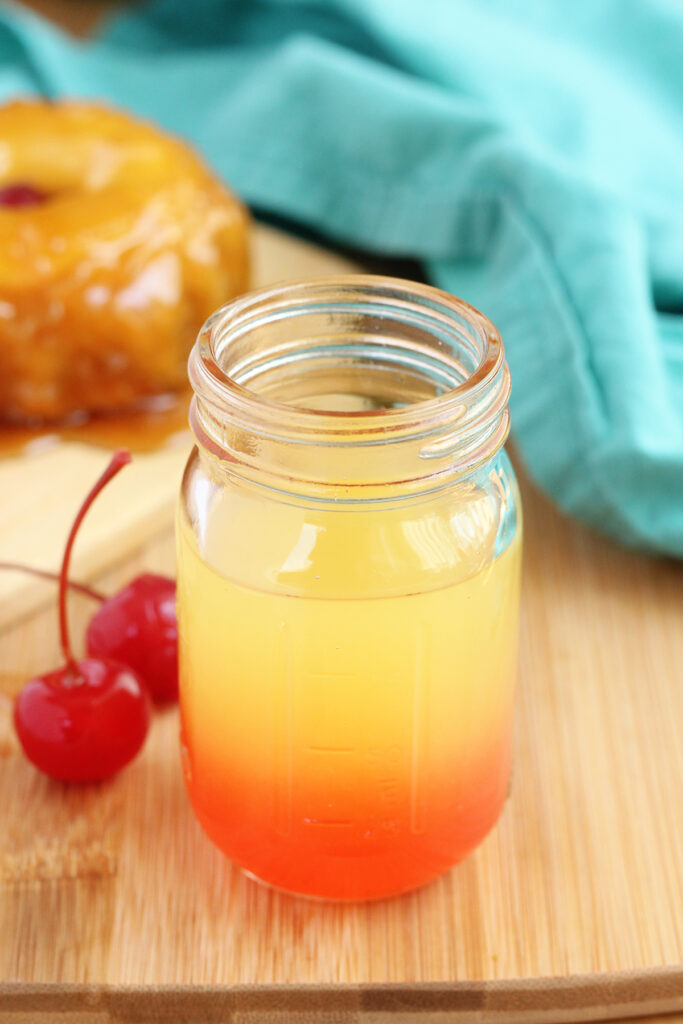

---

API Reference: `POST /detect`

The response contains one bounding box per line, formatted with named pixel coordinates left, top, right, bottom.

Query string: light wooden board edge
left=1, top=968, right=682, bottom=1023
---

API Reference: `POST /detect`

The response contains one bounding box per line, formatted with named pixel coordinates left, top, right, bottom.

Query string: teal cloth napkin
left=1, top=0, right=683, bottom=555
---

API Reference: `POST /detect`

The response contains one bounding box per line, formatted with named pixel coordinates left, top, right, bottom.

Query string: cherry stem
left=59, top=450, right=131, bottom=670
left=0, top=562, right=105, bottom=602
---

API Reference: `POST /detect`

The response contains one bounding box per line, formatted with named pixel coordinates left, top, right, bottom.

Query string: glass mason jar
left=177, top=277, right=522, bottom=901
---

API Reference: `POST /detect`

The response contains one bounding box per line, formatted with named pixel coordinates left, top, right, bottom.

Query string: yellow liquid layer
left=177, top=482, right=521, bottom=899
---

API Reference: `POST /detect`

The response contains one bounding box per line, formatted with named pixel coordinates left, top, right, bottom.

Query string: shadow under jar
left=177, top=277, right=522, bottom=901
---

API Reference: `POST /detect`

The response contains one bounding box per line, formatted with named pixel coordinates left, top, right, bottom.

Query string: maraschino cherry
left=13, top=451, right=151, bottom=782
left=0, top=566, right=178, bottom=704
left=0, top=183, right=48, bottom=207
left=87, top=574, right=178, bottom=704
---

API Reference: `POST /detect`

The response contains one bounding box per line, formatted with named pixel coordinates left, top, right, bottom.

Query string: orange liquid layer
left=188, top=732, right=512, bottom=900
left=177, top=487, right=521, bottom=901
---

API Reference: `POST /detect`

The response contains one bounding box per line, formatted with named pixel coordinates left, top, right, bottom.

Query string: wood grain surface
left=1, top=973, right=683, bottom=1024
left=0, top=221, right=682, bottom=1019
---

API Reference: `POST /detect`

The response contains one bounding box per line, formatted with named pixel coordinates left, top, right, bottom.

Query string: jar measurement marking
left=410, top=622, right=430, bottom=836
left=274, top=622, right=294, bottom=838
left=303, top=819, right=353, bottom=826
left=366, top=746, right=403, bottom=836
left=306, top=746, right=355, bottom=753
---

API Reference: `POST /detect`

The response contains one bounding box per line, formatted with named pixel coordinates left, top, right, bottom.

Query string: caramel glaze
left=0, top=390, right=192, bottom=458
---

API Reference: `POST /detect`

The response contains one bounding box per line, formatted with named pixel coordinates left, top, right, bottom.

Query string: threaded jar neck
left=189, top=276, right=510, bottom=500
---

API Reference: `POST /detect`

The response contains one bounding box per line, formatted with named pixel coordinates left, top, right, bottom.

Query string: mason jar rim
left=191, top=275, right=505, bottom=422
left=188, top=275, right=511, bottom=494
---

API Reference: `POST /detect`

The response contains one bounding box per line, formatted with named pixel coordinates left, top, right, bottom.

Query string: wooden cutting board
left=0, top=228, right=682, bottom=1023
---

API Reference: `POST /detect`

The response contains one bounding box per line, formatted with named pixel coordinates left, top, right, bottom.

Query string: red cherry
left=13, top=450, right=151, bottom=782
left=0, top=182, right=48, bottom=207
left=14, top=659, right=150, bottom=783
left=87, top=574, right=178, bottom=704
